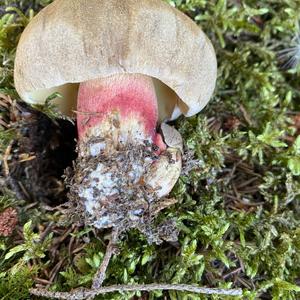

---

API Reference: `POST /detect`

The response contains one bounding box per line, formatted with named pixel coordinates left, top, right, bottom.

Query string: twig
left=0, top=118, right=9, bottom=128
left=49, top=259, right=66, bottom=285
left=73, top=111, right=105, bottom=116
left=91, top=229, right=119, bottom=289
left=34, top=278, right=52, bottom=285
left=223, top=267, right=243, bottom=279
left=3, top=141, right=13, bottom=177
left=0, top=97, right=11, bottom=109
left=236, top=177, right=258, bottom=189
left=39, top=221, right=54, bottom=242
left=6, top=177, right=28, bottom=201
left=18, top=155, right=36, bottom=163
left=30, top=284, right=243, bottom=299
left=239, top=104, right=252, bottom=126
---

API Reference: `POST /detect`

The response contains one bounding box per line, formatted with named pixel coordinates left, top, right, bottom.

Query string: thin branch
left=30, top=284, right=243, bottom=299
left=3, top=141, right=13, bottom=177
left=91, top=229, right=119, bottom=289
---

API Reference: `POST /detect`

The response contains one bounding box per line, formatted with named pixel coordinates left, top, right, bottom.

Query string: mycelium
left=12, top=0, right=241, bottom=298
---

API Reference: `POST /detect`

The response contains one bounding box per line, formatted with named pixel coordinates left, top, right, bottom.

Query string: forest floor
left=0, top=0, right=299, bottom=299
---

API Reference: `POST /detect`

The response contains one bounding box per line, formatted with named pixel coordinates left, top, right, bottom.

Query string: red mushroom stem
left=77, top=73, right=166, bottom=152
left=71, top=73, right=180, bottom=231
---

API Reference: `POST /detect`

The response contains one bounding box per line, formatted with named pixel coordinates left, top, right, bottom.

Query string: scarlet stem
left=76, top=74, right=159, bottom=141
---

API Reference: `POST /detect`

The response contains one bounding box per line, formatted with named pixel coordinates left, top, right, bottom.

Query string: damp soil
left=7, top=102, right=77, bottom=205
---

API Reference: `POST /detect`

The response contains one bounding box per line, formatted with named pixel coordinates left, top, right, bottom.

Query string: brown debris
left=293, top=113, right=300, bottom=134
left=0, top=207, right=18, bottom=237
left=223, top=153, right=263, bottom=212
left=284, top=113, right=300, bottom=143
left=223, top=116, right=241, bottom=131
left=66, top=131, right=179, bottom=245
left=7, top=102, right=76, bottom=204
left=1, top=93, right=76, bottom=204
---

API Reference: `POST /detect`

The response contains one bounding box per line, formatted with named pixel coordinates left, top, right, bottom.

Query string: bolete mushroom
left=14, top=0, right=216, bottom=240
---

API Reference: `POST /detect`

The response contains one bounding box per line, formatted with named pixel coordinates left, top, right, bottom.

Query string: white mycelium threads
left=77, top=122, right=158, bottom=229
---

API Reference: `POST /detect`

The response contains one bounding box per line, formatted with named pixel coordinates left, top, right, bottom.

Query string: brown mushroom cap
left=14, top=0, right=217, bottom=119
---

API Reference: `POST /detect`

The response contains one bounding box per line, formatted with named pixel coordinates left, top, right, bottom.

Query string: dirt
left=66, top=130, right=179, bottom=245
left=7, top=102, right=77, bottom=205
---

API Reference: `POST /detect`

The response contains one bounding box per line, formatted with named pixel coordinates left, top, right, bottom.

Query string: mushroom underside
left=25, top=75, right=189, bottom=122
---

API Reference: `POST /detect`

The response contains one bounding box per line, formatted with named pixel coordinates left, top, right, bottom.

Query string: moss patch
left=0, top=0, right=300, bottom=299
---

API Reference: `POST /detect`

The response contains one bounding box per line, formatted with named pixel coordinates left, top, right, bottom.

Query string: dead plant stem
left=91, top=229, right=119, bottom=289
left=30, top=284, right=243, bottom=299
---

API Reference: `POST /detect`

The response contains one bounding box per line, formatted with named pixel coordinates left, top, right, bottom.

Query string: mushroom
left=14, top=0, right=217, bottom=239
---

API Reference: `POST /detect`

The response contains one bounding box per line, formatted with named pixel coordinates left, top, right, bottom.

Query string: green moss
left=0, top=264, right=36, bottom=300
left=0, top=0, right=300, bottom=299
